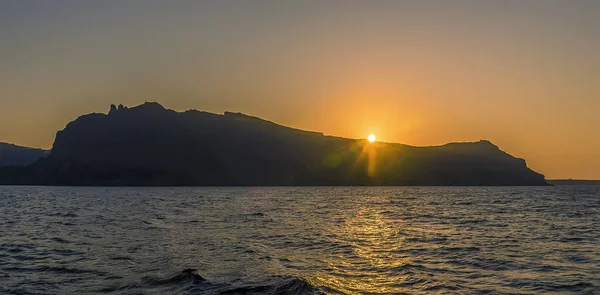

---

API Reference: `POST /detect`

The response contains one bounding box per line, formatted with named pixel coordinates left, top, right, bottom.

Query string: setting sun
left=368, top=134, right=376, bottom=143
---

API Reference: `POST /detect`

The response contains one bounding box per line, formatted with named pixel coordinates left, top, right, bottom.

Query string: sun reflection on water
left=313, top=198, right=417, bottom=294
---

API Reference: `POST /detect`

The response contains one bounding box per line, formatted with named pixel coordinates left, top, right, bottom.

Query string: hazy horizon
left=1, top=0, right=599, bottom=179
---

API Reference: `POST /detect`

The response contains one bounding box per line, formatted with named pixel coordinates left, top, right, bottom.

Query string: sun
left=367, top=134, right=376, bottom=143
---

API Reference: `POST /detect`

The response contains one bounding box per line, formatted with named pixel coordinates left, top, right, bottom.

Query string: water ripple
left=0, top=186, right=599, bottom=294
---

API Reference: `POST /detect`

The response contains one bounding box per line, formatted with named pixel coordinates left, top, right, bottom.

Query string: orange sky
left=1, top=1, right=599, bottom=179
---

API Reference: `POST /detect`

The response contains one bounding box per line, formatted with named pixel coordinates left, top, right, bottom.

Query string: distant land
left=0, top=142, right=49, bottom=167
left=548, top=179, right=600, bottom=186
left=0, top=102, right=548, bottom=186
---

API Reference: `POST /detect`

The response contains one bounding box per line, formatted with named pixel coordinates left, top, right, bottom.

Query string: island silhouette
left=0, top=102, right=547, bottom=186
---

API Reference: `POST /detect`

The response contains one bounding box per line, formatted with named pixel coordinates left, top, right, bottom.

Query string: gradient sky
left=1, top=0, right=599, bottom=179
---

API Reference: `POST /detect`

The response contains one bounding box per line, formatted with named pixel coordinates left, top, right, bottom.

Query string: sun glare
left=368, top=134, right=376, bottom=143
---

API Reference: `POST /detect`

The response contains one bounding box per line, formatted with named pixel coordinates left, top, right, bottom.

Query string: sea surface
left=0, top=186, right=599, bottom=295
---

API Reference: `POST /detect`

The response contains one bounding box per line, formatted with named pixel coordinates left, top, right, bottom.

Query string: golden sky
left=1, top=1, right=599, bottom=179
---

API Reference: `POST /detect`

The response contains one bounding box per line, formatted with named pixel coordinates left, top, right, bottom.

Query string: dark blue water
left=0, top=186, right=599, bottom=294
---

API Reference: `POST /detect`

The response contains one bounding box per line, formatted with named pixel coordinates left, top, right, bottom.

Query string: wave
left=47, top=212, right=78, bottom=218
left=3, top=265, right=107, bottom=276
left=144, top=268, right=206, bottom=287
left=222, top=276, right=328, bottom=295
left=98, top=269, right=209, bottom=293
left=98, top=269, right=331, bottom=294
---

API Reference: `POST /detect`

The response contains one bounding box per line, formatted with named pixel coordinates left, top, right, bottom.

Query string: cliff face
left=0, top=142, right=49, bottom=167
left=3, top=102, right=547, bottom=186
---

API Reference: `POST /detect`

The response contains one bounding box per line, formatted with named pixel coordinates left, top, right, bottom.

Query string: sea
left=0, top=186, right=599, bottom=294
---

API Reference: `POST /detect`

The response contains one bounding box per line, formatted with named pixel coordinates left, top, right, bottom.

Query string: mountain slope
left=0, top=102, right=547, bottom=186
left=0, top=142, right=49, bottom=167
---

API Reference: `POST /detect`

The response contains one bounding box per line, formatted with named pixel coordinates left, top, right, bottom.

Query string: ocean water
left=0, top=186, right=599, bottom=295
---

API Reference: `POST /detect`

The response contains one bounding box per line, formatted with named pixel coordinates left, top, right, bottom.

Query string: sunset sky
left=1, top=0, right=599, bottom=179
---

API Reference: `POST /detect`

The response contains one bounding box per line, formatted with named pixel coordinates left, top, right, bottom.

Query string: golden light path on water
left=315, top=207, right=408, bottom=293
left=307, top=194, right=439, bottom=294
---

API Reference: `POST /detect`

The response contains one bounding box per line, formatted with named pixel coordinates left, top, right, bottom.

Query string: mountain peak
left=478, top=139, right=497, bottom=147
left=108, top=102, right=165, bottom=115
left=135, top=102, right=165, bottom=110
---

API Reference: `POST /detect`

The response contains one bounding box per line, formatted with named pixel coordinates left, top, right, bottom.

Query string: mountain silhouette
left=0, top=142, right=49, bottom=167
left=0, top=102, right=547, bottom=186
